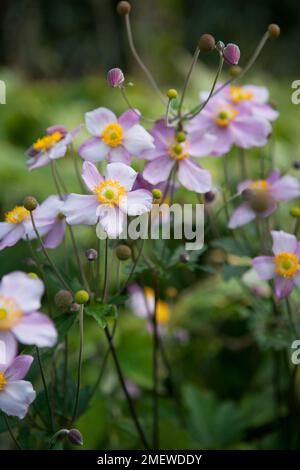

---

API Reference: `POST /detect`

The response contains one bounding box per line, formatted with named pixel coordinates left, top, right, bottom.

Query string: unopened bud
left=70, top=303, right=80, bottom=312
left=241, top=188, right=254, bottom=201
left=68, top=429, right=83, bottom=446
left=115, top=244, right=132, bottom=261
left=152, top=188, right=162, bottom=201
left=116, top=1, right=131, bottom=16
left=223, top=43, right=240, bottom=65
left=55, top=290, right=73, bottom=309
left=107, top=68, right=125, bottom=88
left=180, top=251, right=190, bottom=263
left=215, top=41, right=225, bottom=53
left=85, top=248, right=98, bottom=261
left=74, top=290, right=89, bottom=305
left=292, top=160, right=300, bottom=169
left=167, top=89, right=178, bottom=100
left=23, top=196, right=38, bottom=211
left=175, top=132, right=186, bottom=143
left=229, top=65, right=242, bottom=77
left=204, top=190, right=216, bottom=203
left=27, top=272, right=38, bottom=279
left=268, top=24, right=280, bottom=38
left=290, top=207, right=300, bottom=218
left=248, top=192, right=273, bottom=213
left=199, top=34, right=216, bottom=53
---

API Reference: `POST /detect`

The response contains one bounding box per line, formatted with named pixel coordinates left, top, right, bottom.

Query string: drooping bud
left=180, top=251, right=190, bottom=263
left=268, top=24, right=280, bottom=38
left=85, top=248, right=98, bottom=261
left=290, top=207, right=300, bottom=218
left=199, top=34, right=216, bottom=53
left=223, top=43, right=240, bottom=65
left=152, top=188, right=162, bottom=201
left=204, top=190, right=216, bottom=203
left=175, top=132, right=186, bottom=143
left=229, top=65, right=242, bottom=77
left=115, top=244, right=132, bottom=261
left=74, top=290, right=89, bottom=305
left=107, top=68, right=125, bottom=88
left=116, top=1, right=131, bottom=16
left=167, top=89, right=178, bottom=100
left=55, top=290, right=73, bottom=310
left=292, top=160, right=300, bottom=169
left=23, top=196, right=38, bottom=212
left=68, top=429, right=84, bottom=446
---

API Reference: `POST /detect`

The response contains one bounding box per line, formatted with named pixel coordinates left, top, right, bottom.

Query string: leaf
left=85, top=303, right=117, bottom=328
left=212, top=237, right=252, bottom=257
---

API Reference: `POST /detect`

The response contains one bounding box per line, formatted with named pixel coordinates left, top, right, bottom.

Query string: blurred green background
left=1, top=0, right=300, bottom=451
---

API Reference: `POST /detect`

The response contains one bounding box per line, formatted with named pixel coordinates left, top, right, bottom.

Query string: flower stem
left=67, top=224, right=90, bottom=292
left=71, top=304, right=84, bottom=424
left=177, top=46, right=200, bottom=118
left=152, top=280, right=159, bottom=449
left=3, top=413, right=22, bottom=450
left=36, top=346, right=54, bottom=432
left=102, top=237, right=109, bottom=302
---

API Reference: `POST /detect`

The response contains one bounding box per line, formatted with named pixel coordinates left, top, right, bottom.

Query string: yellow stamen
left=145, top=287, right=170, bottom=324
left=94, top=180, right=127, bottom=206
left=168, top=143, right=188, bottom=161
left=33, top=131, right=63, bottom=152
left=250, top=180, right=269, bottom=193
left=0, top=372, right=7, bottom=391
left=5, top=206, right=30, bottom=224
left=102, top=123, right=124, bottom=147
left=214, top=105, right=238, bottom=127
left=274, top=252, right=299, bottom=278
left=0, top=295, right=23, bottom=330
left=229, top=86, right=254, bottom=104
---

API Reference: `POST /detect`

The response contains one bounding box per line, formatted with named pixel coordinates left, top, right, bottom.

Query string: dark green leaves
left=85, top=303, right=117, bottom=328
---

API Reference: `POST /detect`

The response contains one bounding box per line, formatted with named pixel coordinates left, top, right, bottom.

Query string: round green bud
left=167, top=88, right=178, bottom=100
left=152, top=188, right=162, bottom=200
left=115, top=244, right=132, bottom=261
left=199, top=34, right=216, bottom=53
left=116, top=1, right=131, bottom=16
left=173, top=143, right=183, bottom=155
left=175, top=132, right=186, bottom=143
left=229, top=65, right=242, bottom=77
left=74, top=290, right=90, bottom=305
left=268, top=24, right=280, bottom=38
left=290, top=207, right=300, bottom=218
left=23, top=196, right=38, bottom=211
left=55, top=290, right=73, bottom=309
left=27, top=272, right=38, bottom=279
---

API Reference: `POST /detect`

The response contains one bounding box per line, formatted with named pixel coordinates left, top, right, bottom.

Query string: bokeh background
left=1, top=0, right=300, bottom=450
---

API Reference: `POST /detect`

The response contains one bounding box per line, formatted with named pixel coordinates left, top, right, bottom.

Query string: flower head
left=107, top=68, right=125, bottom=88
left=79, top=107, right=154, bottom=164
left=253, top=231, right=300, bottom=299
left=0, top=355, right=36, bottom=419
left=228, top=170, right=300, bottom=229
left=62, top=161, right=153, bottom=238
left=223, top=43, right=240, bottom=65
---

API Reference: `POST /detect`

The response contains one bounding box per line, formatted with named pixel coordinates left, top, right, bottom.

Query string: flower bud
left=290, top=207, right=300, bottom=218
left=166, top=286, right=178, bottom=298
left=23, top=196, right=38, bottom=211
left=180, top=251, right=190, bottom=263
left=107, top=68, right=125, bottom=88
left=115, top=244, right=132, bottom=261
left=204, top=190, right=216, bottom=203
left=152, top=188, right=162, bottom=201
left=292, top=160, right=300, bottom=169
left=116, top=1, right=131, bottom=15
left=199, top=34, right=216, bottom=53
left=85, top=248, right=98, bottom=261
left=175, top=131, right=186, bottom=143
left=167, top=89, right=178, bottom=100
left=55, top=290, right=73, bottom=309
left=223, top=43, right=240, bottom=65
left=268, top=24, right=280, bottom=38
left=229, top=65, right=242, bottom=77
left=68, top=429, right=84, bottom=446
left=74, top=290, right=89, bottom=305
left=215, top=41, right=225, bottom=53
left=241, top=188, right=254, bottom=201
left=248, top=192, right=273, bottom=213
left=70, top=302, right=80, bottom=312
left=27, top=272, right=39, bottom=279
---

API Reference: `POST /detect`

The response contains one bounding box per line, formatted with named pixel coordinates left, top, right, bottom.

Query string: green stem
left=177, top=46, right=200, bottom=118
left=71, top=304, right=84, bottom=424
left=36, top=346, right=54, bottom=432
left=152, top=281, right=159, bottom=449
left=3, top=413, right=22, bottom=450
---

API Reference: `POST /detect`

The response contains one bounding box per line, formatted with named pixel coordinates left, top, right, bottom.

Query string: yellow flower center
left=0, top=372, right=7, bottom=391
left=102, top=123, right=124, bottom=147
left=0, top=295, right=23, bottom=331
left=274, top=252, right=299, bottom=278
left=168, top=143, right=188, bottom=161
left=249, top=179, right=269, bottom=193
left=33, top=131, right=63, bottom=152
left=229, top=86, right=254, bottom=104
left=94, top=180, right=127, bottom=206
left=145, top=287, right=170, bottom=324
left=214, top=105, right=238, bottom=127
left=5, top=206, right=30, bottom=224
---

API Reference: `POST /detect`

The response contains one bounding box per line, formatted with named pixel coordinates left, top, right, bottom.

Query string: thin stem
left=95, top=237, right=101, bottom=298
left=104, top=327, right=150, bottom=449
left=71, top=304, right=84, bottom=424
left=165, top=98, right=172, bottom=127
left=3, top=413, right=22, bottom=450
left=72, top=148, right=86, bottom=193
left=62, top=336, right=69, bottom=421
left=286, top=298, right=298, bottom=339
left=102, top=237, right=109, bottom=302
left=119, top=238, right=145, bottom=294
left=67, top=225, right=90, bottom=292
left=124, top=13, right=166, bottom=106
left=30, top=212, right=71, bottom=291
left=177, top=46, right=200, bottom=118
left=152, top=281, right=159, bottom=449
left=49, top=429, right=69, bottom=449
left=51, top=160, right=63, bottom=199
left=36, top=346, right=54, bottom=432
left=120, top=87, right=155, bottom=123
left=239, top=148, right=247, bottom=180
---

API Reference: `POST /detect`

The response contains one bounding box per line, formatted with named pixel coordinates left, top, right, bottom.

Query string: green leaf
left=109, top=294, right=129, bottom=305
left=85, top=303, right=117, bottom=328
left=212, top=237, right=253, bottom=257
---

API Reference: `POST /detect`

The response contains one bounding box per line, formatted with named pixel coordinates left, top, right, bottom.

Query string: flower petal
left=274, top=276, right=294, bottom=299
left=118, top=109, right=141, bottom=130
left=105, top=163, right=137, bottom=191
left=143, top=156, right=174, bottom=185
left=271, top=230, right=297, bottom=255
left=82, top=161, right=103, bottom=192
left=270, top=175, right=300, bottom=202
left=34, top=195, right=64, bottom=221
left=252, top=256, right=275, bottom=280
left=43, top=220, right=65, bottom=249
left=108, top=146, right=131, bottom=164
left=5, top=355, right=33, bottom=381
left=0, top=331, right=17, bottom=367
left=123, top=124, right=154, bottom=156
left=78, top=137, right=109, bottom=162
left=97, top=205, right=124, bottom=238
left=62, top=194, right=98, bottom=225
left=188, top=133, right=216, bottom=157
left=228, top=203, right=256, bottom=229
left=0, top=224, right=25, bottom=251
left=12, top=312, right=57, bottom=347
left=0, top=271, right=44, bottom=313
left=85, top=107, right=117, bottom=136
left=178, top=159, right=212, bottom=193
left=232, top=116, right=272, bottom=148
left=0, top=380, right=36, bottom=419
left=120, top=189, right=153, bottom=216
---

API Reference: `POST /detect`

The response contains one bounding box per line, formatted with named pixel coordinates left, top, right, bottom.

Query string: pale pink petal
left=0, top=380, right=36, bottom=419
left=251, top=103, right=279, bottom=121
left=97, top=205, right=124, bottom=238
left=48, top=142, right=68, bottom=160
left=105, top=162, right=137, bottom=191
left=43, top=220, right=65, bottom=249
left=271, top=230, right=297, bottom=255
left=232, top=116, right=271, bottom=148
left=0, top=222, right=15, bottom=239
left=27, top=152, right=51, bottom=170
left=252, top=256, right=275, bottom=280
left=82, top=161, right=103, bottom=192
left=178, top=159, right=212, bottom=193
left=118, top=109, right=141, bottom=130
left=188, top=133, right=216, bottom=157
left=5, top=355, right=33, bottom=381
left=244, top=85, right=269, bottom=103
left=143, top=156, right=174, bottom=185
left=293, top=272, right=300, bottom=287
left=267, top=169, right=281, bottom=184
left=120, top=189, right=153, bottom=216
left=274, top=276, right=294, bottom=299
left=85, top=107, right=117, bottom=136
left=108, top=147, right=131, bottom=164
left=78, top=137, right=109, bottom=162
left=237, top=180, right=252, bottom=194
left=128, top=284, right=148, bottom=318
left=270, top=175, right=300, bottom=202
left=150, top=119, right=174, bottom=148
left=12, top=312, right=57, bottom=347
left=33, top=195, right=63, bottom=221
left=0, top=331, right=17, bottom=366
left=228, top=203, right=256, bottom=229
left=0, top=272, right=44, bottom=313
left=62, top=194, right=98, bottom=225
left=0, top=224, right=25, bottom=250
left=123, top=124, right=154, bottom=156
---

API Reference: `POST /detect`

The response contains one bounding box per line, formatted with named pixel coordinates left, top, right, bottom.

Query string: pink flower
left=0, top=355, right=36, bottom=419
left=253, top=231, right=300, bottom=299
left=141, top=120, right=213, bottom=193
left=79, top=108, right=154, bottom=164
left=0, top=205, right=32, bottom=251
left=187, top=96, right=272, bottom=156
left=62, top=162, right=153, bottom=238
left=223, top=43, right=240, bottom=65
left=228, top=170, right=300, bottom=229
left=27, top=125, right=82, bottom=170
left=0, top=272, right=57, bottom=352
